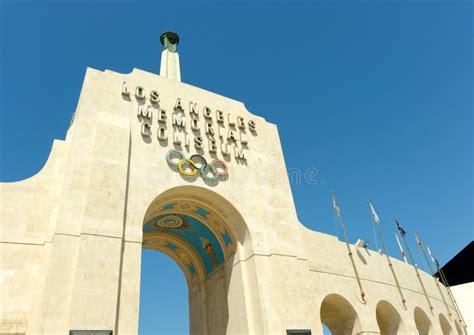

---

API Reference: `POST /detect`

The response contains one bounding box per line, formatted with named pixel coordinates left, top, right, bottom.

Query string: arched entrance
left=414, top=307, right=432, bottom=335
left=376, top=300, right=404, bottom=335
left=320, top=294, right=361, bottom=335
left=439, top=313, right=452, bottom=335
left=140, top=186, right=252, bottom=334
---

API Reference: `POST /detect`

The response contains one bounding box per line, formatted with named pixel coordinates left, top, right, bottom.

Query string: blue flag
left=396, top=219, right=406, bottom=237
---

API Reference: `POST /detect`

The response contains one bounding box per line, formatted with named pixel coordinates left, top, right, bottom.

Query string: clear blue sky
left=1, top=1, right=472, bottom=334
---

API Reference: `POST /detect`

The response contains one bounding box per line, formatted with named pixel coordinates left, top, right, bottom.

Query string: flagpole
left=395, top=234, right=408, bottom=264
left=437, top=267, right=466, bottom=330
left=368, top=203, right=406, bottom=307
left=332, top=192, right=366, bottom=302
left=414, top=233, right=451, bottom=317
left=396, top=219, right=434, bottom=313
left=429, top=247, right=467, bottom=330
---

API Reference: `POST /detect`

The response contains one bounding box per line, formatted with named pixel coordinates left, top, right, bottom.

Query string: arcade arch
left=320, top=294, right=361, bottom=335
left=439, top=313, right=452, bottom=335
left=376, top=300, right=404, bottom=335
left=414, top=307, right=432, bottom=335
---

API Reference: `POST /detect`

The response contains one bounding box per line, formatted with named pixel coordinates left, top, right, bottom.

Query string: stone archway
left=140, top=185, right=253, bottom=334
left=320, top=294, right=361, bottom=335
left=414, top=307, right=432, bottom=335
left=439, top=313, right=452, bottom=335
left=376, top=300, right=404, bottom=335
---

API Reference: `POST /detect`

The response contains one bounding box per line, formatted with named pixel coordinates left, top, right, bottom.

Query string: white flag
left=331, top=192, right=341, bottom=218
left=427, top=246, right=441, bottom=268
left=368, top=202, right=380, bottom=225
left=427, top=245, right=435, bottom=263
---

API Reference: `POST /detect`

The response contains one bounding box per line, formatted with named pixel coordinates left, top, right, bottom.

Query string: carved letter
left=248, top=120, right=257, bottom=132
left=227, top=113, right=236, bottom=127
left=137, top=105, right=153, bottom=120
left=217, top=124, right=224, bottom=140
left=216, top=110, right=224, bottom=123
left=157, top=126, right=167, bottom=141
left=172, top=113, right=186, bottom=128
left=203, top=106, right=212, bottom=119
left=173, top=130, right=182, bottom=145
left=209, top=139, right=217, bottom=153
left=189, top=102, right=199, bottom=117
left=175, top=98, right=184, bottom=111
left=194, top=136, right=203, bottom=149
left=158, top=109, right=167, bottom=124
left=221, top=142, right=230, bottom=156
left=135, top=86, right=145, bottom=100
left=240, top=131, right=248, bottom=145
left=141, top=123, right=151, bottom=137
left=150, top=90, right=160, bottom=104
left=237, top=116, right=245, bottom=129
left=122, top=81, right=130, bottom=97
left=205, top=122, right=215, bottom=136
left=191, top=117, right=200, bottom=131
left=227, top=129, right=237, bottom=142
left=184, top=133, right=190, bottom=148
left=235, top=147, right=248, bottom=161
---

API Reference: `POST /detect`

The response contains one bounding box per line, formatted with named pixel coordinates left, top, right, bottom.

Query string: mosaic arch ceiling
left=143, top=199, right=237, bottom=286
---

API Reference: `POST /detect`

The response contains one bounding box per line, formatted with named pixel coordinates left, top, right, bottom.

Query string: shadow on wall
left=320, top=294, right=362, bottom=335
left=441, top=313, right=464, bottom=335
left=454, top=319, right=463, bottom=335
left=439, top=313, right=453, bottom=335
left=376, top=300, right=405, bottom=335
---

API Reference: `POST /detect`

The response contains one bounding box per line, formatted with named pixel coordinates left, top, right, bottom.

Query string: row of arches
left=320, top=294, right=463, bottom=335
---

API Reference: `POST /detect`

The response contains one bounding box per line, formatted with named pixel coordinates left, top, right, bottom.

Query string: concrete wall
left=0, top=67, right=468, bottom=334
left=451, top=283, right=473, bottom=335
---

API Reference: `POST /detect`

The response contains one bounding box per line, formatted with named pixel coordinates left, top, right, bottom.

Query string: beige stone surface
left=451, top=283, right=473, bottom=335
left=0, top=51, right=469, bottom=335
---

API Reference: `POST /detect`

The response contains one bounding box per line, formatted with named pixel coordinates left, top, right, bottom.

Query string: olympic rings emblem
left=166, top=149, right=228, bottom=182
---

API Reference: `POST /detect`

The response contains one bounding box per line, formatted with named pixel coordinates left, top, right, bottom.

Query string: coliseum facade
left=0, top=33, right=467, bottom=334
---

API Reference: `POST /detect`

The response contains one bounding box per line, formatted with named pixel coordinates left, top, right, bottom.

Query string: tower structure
left=159, top=31, right=181, bottom=81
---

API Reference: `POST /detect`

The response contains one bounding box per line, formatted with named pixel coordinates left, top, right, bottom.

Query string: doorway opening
left=376, top=300, right=404, bottom=335
left=439, top=313, right=452, bottom=335
left=320, top=293, right=361, bottom=335
left=138, top=186, right=250, bottom=334
left=414, top=307, right=432, bottom=335
left=138, top=249, right=188, bottom=334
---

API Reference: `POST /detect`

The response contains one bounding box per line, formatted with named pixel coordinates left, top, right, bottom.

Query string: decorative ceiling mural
left=143, top=199, right=237, bottom=286
left=144, top=213, right=225, bottom=274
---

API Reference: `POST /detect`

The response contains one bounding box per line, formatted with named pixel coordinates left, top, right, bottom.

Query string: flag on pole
left=368, top=202, right=380, bottom=225
left=331, top=192, right=341, bottom=218
left=396, top=219, right=406, bottom=237
left=427, top=245, right=435, bottom=263
left=427, top=246, right=441, bottom=269
left=415, top=233, right=424, bottom=251
left=427, top=245, right=441, bottom=268
left=395, top=234, right=408, bottom=263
